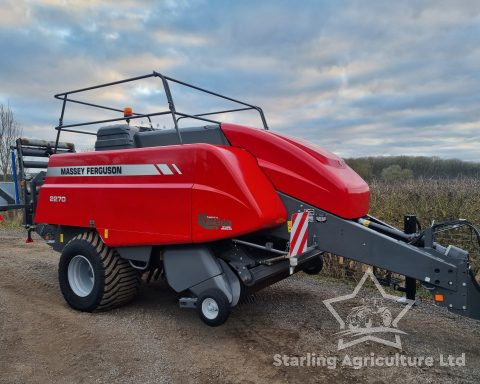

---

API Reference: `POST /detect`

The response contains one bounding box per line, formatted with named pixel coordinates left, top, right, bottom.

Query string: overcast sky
left=1, top=0, right=479, bottom=159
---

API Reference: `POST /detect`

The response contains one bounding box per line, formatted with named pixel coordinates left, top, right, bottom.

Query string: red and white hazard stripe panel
left=289, top=211, right=309, bottom=257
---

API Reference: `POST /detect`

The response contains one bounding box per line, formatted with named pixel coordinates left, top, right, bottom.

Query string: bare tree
left=0, top=103, right=22, bottom=181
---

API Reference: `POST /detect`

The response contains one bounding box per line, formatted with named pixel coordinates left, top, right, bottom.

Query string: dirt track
left=0, top=231, right=479, bottom=383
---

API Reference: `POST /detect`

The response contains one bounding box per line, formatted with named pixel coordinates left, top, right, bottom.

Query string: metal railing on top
left=53, top=71, right=269, bottom=153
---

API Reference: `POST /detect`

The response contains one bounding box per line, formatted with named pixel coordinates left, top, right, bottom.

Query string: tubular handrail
left=53, top=71, right=269, bottom=153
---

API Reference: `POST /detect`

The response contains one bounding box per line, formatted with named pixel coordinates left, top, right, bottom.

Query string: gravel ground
left=0, top=230, right=479, bottom=383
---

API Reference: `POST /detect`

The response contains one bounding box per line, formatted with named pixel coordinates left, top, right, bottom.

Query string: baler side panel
left=37, top=183, right=192, bottom=246
left=191, top=144, right=287, bottom=242
left=35, top=143, right=287, bottom=246
left=221, top=123, right=370, bottom=219
left=35, top=146, right=195, bottom=246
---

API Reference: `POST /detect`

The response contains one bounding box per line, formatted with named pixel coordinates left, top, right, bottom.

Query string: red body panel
left=36, top=123, right=369, bottom=246
left=192, top=144, right=286, bottom=242
left=35, top=144, right=286, bottom=246
left=221, top=123, right=370, bottom=218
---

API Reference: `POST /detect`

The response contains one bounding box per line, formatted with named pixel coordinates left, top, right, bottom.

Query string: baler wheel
left=197, top=289, right=230, bottom=327
left=302, top=254, right=324, bottom=275
left=59, top=232, right=140, bottom=312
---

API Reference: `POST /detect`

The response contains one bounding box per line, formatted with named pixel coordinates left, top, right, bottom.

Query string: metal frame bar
left=176, top=107, right=255, bottom=123
left=162, top=74, right=269, bottom=129
left=0, top=204, right=26, bottom=212
left=54, top=73, right=156, bottom=97
left=55, top=111, right=173, bottom=130
left=274, top=193, right=459, bottom=290
left=62, top=98, right=153, bottom=128
left=232, top=238, right=287, bottom=255
left=53, top=71, right=269, bottom=152
left=10, top=149, right=20, bottom=204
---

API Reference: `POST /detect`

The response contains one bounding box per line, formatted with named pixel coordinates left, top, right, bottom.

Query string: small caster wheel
left=302, top=254, right=324, bottom=275
left=197, top=289, right=230, bottom=326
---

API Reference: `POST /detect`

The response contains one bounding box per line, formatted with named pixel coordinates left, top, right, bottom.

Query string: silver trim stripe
left=171, top=163, right=182, bottom=175
left=157, top=164, right=173, bottom=175
left=47, top=164, right=182, bottom=177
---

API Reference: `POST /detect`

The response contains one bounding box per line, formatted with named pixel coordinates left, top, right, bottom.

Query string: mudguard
left=163, top=245, right=241, bottom=306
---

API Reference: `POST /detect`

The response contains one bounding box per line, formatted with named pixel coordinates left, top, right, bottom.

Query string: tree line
left=346, top=156, right=480, bottom=181
left=0, top=103, right=22, bottom=181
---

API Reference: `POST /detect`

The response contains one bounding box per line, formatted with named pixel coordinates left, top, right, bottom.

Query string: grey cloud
left=0, top=0, right=479, bottom=160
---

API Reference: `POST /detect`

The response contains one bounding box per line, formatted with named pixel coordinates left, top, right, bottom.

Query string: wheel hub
left=202, top=298, right=219, bottom=320
left=68, top=255, right=95, bottom=297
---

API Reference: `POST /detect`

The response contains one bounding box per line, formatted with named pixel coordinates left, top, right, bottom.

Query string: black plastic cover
left=95, top=124, right=138, bottom=151
left=134, top=125, right=229, bottom=148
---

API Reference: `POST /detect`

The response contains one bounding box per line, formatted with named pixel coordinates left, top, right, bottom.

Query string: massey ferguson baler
left=2, top=72, right=480, bottom=326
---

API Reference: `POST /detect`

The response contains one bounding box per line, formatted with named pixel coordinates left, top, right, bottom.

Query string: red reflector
left=0, top=215, right=3, bottom=222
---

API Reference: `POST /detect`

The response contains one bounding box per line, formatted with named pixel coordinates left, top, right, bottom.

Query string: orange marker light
left=434, top=293, right=445, bottom=302
left=124, top=106, right=133, bottom=117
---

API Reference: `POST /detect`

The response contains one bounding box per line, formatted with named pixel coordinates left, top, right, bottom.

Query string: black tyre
left=197, top=289, right=230, bottom=326
left=59, top=232, right=140, bottom=312
left=302, top=254, right=324, bottom=275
